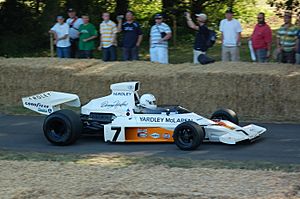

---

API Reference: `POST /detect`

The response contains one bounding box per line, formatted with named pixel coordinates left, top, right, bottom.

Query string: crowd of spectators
left=49, top=8, right=300, bottom=65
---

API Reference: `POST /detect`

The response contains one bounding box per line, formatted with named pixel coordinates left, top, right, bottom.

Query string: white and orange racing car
left=22, top=81, right=266, bottom=150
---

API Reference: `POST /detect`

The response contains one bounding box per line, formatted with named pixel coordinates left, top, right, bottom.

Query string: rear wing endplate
left=22, top=91, right=81, bottom=115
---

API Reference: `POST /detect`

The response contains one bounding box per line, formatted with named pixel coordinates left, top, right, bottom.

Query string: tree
left=0, top=0, right=41, bottom=56
left=115, top=0, right=129, bottom=15
left=267, top=0, right=300, bottom=15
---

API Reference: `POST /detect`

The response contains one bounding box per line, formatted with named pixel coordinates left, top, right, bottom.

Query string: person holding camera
left=149, top=14, right=172, bottom=64
left=185, top=12, right=210, bottom=64
left=66, top=8, right=83, bottom=58
left=117, top=11, right=143, bottom=61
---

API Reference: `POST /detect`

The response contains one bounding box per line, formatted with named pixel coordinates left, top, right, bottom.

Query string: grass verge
left=0, top=150, right=299, bottom=172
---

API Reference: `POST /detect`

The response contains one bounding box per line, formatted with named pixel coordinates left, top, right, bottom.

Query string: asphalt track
left=0, top=114, right=299, bottom=164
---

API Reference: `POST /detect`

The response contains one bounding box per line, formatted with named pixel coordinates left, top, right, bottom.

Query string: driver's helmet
left=140, top=94, right=157, bottom=109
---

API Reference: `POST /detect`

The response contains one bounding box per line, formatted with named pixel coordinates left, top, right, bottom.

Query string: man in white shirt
left=150, top=14, right=172, bottom=64
left=219, top=8, right=242, bottom=61
left=66, top=8, right=83, bottom=58
left=49, top=16, right=71, bottom=58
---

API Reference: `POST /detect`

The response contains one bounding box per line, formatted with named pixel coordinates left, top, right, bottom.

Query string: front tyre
left=43, top=109, right=82, bottom=146
left=211, top=108, right=239, bottom=125
left=173, top=121, right=205, bottom=151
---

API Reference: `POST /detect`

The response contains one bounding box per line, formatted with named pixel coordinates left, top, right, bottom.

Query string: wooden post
left=172, top=15, right=177, bottom=47
left=50, top=33, right=54, bottom=57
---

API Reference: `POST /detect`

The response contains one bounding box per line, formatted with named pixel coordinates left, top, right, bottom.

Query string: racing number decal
left=111, top=127, right=121, bottom=142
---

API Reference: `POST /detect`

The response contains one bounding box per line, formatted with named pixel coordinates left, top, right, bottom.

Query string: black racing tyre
left=43, top=109, right=82, bottom=146
left=173, top=121, right=205, bottom=151
left=210, top=108, right=239, bottom=125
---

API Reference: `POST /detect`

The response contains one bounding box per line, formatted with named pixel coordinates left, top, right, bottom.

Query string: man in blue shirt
left=117, top=11, right=143, bottom=61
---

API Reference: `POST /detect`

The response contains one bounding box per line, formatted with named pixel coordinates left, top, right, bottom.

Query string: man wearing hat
left=185, top=12, right=210, bottom=64
left=66, top=8, right=83, bottom=58
left=219, top=8, right=242, bottom=61
left=276, top=11, right=298, bottom=63
left=150, top=14, right=172, bottom=64
left=49, top=16, right=71, bottom=58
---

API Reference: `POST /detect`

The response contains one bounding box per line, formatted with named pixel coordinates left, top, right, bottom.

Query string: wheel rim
left=46, top=118, right=70, bottom=143
left=177, top=127, right=194, bottom=148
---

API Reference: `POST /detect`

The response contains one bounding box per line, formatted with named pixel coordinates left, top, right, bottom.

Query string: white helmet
left=140, top=94, right=157, bottom=109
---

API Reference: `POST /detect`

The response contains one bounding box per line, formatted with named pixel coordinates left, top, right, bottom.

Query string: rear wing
left=22, top=91, right=81, bottom=115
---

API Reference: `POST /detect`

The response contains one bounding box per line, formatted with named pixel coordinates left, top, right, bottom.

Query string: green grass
left=0, top=104, right=38, bottom=115
left=0, top=150, right=299, bottom=172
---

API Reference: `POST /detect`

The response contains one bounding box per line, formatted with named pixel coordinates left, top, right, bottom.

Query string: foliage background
left=0, top=0, right=291, bottom=58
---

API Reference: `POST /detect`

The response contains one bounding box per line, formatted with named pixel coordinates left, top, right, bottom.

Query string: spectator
left=150, top=14, right=172, bottom=64
left=99, top=12, right=117, bottom=61
left=185, top=12, right=210, bottom=64
left=66, top=8, right=83, bottom=58
left=276, top=12, right=298, bottom=64
left=219, top=8, right=242, bottom=62
left=78, top=14, right=98, bottom=58
left=117, top=11, right=143, bottom=61
left=250, top=12, right=272, bottom=62
left=49, top=16, right=71, bottom=58
left=296, top=14, right=300, bottom=64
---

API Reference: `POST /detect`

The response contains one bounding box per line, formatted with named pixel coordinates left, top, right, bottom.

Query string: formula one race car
left=22, top=81, right=266, bottom=150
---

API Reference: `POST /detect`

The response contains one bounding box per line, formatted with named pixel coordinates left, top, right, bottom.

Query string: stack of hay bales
left=0, top=58, right=299, bottom=122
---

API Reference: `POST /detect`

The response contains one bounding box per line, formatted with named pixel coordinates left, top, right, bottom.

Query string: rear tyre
left=43, top=109, right=82, bottom=146
left=173, top=121, right=205, bottom=150
left=211, top=108, right=239, bottom=125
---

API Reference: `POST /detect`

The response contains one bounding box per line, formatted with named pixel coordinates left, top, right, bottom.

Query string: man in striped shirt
left=150, top=14, right=172, bottom=64
left=99, top=12, right=117, bottom=61
left=276, top=12, right=298, bottom=64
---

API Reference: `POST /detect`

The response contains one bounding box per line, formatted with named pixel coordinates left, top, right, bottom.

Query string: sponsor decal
left=48, top=109, right=53, bottom=114
left=126, top=108, right=131, bottom=116
left=151, top=133, right=160, bottom=139
left=163, top=133, right=170, bottom=139
left=137, top=129, right=147, bottom=133
left=113, top=92, right=132, bottom=97
left=140, top=117, right=164, bottom=123
left=38, top=108, right=47, bottom=113
left=138, top=133, right=147, bottom=138
left=28, top=92, right=51, bottom=100
left=128, top=85, right=134, bottom=90
left=139, top=116, right=193, bottom=123
left=24, top=102, right=49, bottom=109
left=137, top=129, right=148, bottom=137
left=100, top=101, right=128, bottom=109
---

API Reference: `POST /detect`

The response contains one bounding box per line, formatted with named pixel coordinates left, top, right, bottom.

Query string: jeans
left=255, top=48, right=268, bottom=63
left=295, top=53, right=300, bottom=64
left=150, top=47, right=168, bottom=64
left=102, top=46, right=116, bottom=61
left=80, top=50, right=93, bottom=59
left=222, top=46, right=240, bottom=62
left=281, top=50, right=295, bottom=64
left=57, top=47, right=71, bottom=58
left=70, top=38, right=79, bottom=58
left=122, top=47, right=139, bottom=61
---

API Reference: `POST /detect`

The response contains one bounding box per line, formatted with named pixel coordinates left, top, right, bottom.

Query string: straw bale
left=0, top=58, right=299, bottom=122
